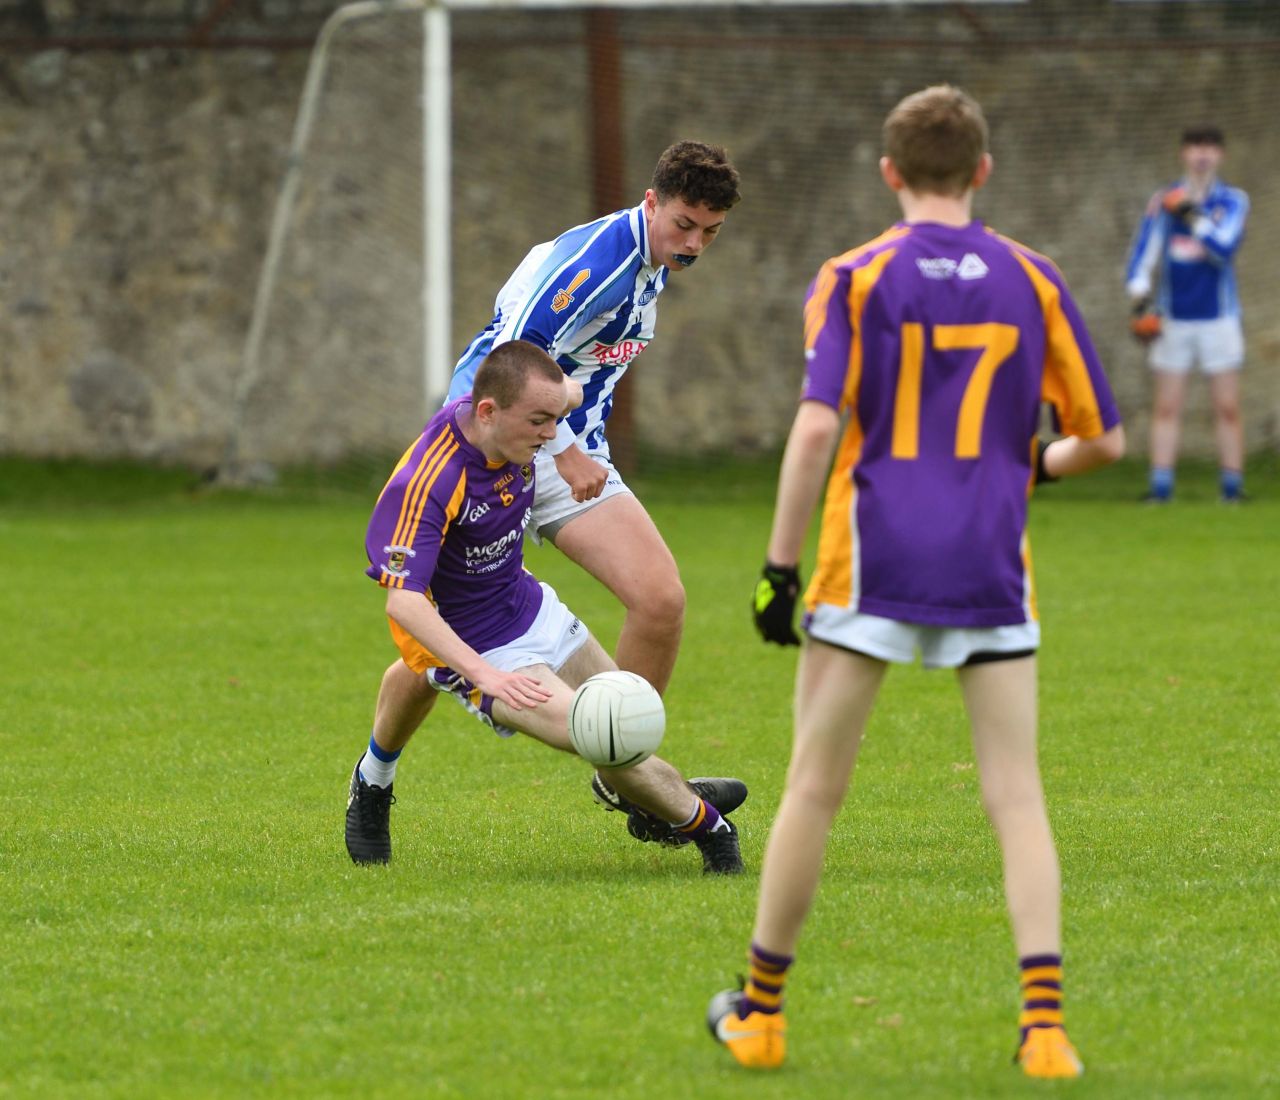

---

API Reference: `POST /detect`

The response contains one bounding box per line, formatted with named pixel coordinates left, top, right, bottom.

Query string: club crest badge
left=382, top=543, right=416, bottom=577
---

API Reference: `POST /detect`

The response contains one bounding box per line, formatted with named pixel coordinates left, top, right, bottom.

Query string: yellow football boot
left=1017, top=1026, right=1084, bottom=1079
left=707, top=989, right=787, bottom=1069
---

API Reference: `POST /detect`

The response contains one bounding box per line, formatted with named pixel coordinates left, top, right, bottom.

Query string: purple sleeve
left=364, top=432, right=465, bottom=593
left=799, top=261, right=853, bottom=409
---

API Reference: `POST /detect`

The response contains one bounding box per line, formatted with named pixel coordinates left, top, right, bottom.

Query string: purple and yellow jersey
left=365, top=399, right=542, bottom=654
left=802, top=220, right=1120, bottom=628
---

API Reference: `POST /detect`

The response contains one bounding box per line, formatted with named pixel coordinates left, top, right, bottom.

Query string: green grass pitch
left=1, top=455, right=1277, bottom=1098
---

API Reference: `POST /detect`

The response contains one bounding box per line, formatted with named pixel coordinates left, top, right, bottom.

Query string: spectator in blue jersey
left=707, top=85, right=1124, bottom=1078
left=345, top=340, right=745, bottom=875
left=1126, top=126, right=1250, bottom=502
left=363, top=141, right=741, bottom=826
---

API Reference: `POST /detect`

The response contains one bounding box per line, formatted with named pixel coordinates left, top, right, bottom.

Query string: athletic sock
left=358, top=735, right=401, bottom=788
left=740, top=942, right=792, bottom=1018
left=1220, top=468, right=1244, bottom=500
left=1019, top=953, right=1065, bottom=1045
left=1149, top=466, right=1174, bottom=500
left=674, top=797, right=728, bottom=840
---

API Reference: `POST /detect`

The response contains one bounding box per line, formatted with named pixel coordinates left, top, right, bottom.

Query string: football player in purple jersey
left=345, top=341, right=745, bottom=875
left=707, top=86, right=1124, bottom=1078
left=384, top=143, right=743, bottom=837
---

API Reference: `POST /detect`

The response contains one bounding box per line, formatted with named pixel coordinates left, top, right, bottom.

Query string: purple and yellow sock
left=675, top=797, right=724, bottom=840
left=740, top=942, right=792, bottom=1018
left=1019, top=953, right=1065, bottom=1044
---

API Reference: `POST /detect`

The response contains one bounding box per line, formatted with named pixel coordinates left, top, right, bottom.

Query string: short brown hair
left=1182, top=125, right=1224, bottom=147
left=472, top=340, right=563, bottom=408
left=883, top=85, right=988, bottom=197
left=651, top=140, right=741, bottom=211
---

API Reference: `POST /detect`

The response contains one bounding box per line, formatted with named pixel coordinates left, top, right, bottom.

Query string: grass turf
left=1, top=455, right=1277, bottom=1098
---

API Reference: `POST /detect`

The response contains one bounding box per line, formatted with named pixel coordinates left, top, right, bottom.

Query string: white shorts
left=805, top=605, right=1040, bottom=670
left=529, top=448, right=632, bottom=544
left=1150, top=316, right=1244, bottom=375
left=427, top=582, right=590, bottom=737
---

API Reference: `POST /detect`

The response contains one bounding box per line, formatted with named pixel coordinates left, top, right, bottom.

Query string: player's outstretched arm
left=385, top=588, right=552, bottom=710
left=1039, top=425, right=1126, bottom=480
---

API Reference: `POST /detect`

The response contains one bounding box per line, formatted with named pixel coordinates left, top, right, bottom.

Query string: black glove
left=1034, top=438, right=1058, bottom=486
left=753, top=561, right=801, bottom=646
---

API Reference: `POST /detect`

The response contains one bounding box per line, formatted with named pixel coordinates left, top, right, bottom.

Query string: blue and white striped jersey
left=448, top=202, right=666, bottom=457
left=1125, top=179, right=1249, bottom=321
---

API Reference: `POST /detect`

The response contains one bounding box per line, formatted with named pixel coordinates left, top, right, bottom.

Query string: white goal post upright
left=423, top=1, right=451, bottom=415
left=224, top=0, right=450, bottom=478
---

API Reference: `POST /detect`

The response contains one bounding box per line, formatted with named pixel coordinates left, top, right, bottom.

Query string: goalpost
left=223, top=0, right=450, bottom=482
left=221, top=0, right=1279, bottom=485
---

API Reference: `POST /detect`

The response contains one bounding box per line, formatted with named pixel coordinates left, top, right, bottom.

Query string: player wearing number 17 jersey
left=709, top=85, right=1124, bottom=1079
left=799, top=214, right=1118, bottom=631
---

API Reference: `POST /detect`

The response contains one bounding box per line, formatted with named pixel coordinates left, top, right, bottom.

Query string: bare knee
left=624, top=573, right=686, bottom=630
left=980, top=780, right=1047, bottom=831
left=784, top=771, right=848, bottom=822
left=1213, top=400, right=1241, bottom=428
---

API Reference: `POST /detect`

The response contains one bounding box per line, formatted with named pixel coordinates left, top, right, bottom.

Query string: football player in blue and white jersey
left=1125, top=126, right=1250, bottom=502
left=443, top=140, right=740, bottom=697
left=357, top=142, right=743, bottom=844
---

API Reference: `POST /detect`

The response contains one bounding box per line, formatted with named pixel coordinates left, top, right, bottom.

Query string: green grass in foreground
left=0, top=456, right=1277, bottom=1098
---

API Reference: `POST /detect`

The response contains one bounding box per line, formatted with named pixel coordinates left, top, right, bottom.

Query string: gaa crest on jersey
left=382, top=543, right=416, bottom=577
left=551, top=269, right=591, bottom=314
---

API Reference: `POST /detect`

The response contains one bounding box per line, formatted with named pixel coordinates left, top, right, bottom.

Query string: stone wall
left=0, top=46, right=295, bottom=464
left=1, top=3, right=1277, bottom=469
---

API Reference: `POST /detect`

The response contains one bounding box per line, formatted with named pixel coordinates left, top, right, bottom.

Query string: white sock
left=358, top=748, right=398, bottom=788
